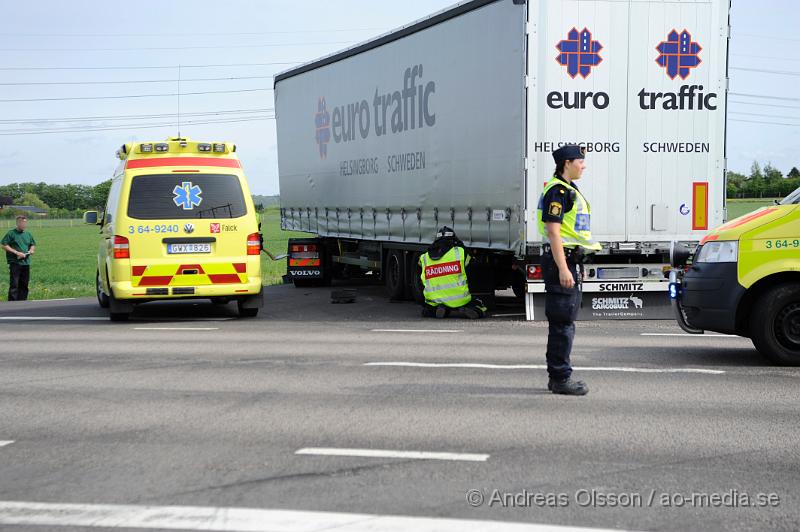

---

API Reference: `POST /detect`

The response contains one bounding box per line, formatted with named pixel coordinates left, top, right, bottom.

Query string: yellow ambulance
left=86, top=137, right=263, bottom=321
left=670, top=188, right=800, bottom=365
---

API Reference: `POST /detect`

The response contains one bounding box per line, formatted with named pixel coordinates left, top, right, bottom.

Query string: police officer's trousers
left=541, top=253, right=581, bottom=381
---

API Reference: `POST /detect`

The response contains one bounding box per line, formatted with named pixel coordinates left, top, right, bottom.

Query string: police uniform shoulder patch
left=548, top=202, right=563, bottom=216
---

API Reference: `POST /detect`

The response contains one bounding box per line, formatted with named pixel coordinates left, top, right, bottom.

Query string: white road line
left=365, top=362, right=725, bottom=375
left=371, top=329, right=463, bottom=333
left=491, top=313, right=526, bottom=317
left=134, top=327, right=219, bottom=331
left=0, top=501, right=627, bottom=531
left=641, top=333, right=740, bottom=338
left=26, top=298, right=76, bottom=302
left=295, top=447, right=489, bottom=462
left=0, top=441, right=13, bottom=447
left=0, top=316, right=106, bottom=321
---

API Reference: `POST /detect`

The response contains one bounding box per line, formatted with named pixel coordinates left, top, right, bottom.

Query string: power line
left=0, top=75, right=276, bottom=86
left=729, top=99, right=800, bottom=110
left=730, top=111, right=800, bottom=121
left=731, top=66, right=800, bottom=77
left=0, top=108, right=274, bottom=124
left=729, top=92, right=800, bottom=103
left=0, top=40, right=355, bottom=52
left=733, top=53, right=800, bottom=63
left=0, top=87, right=273, bottom=103
left=0, top=62, right=301, bottom=71
left=0, top=28, right=382, bottom=37
left=0, top=116, right=275, bottom=136
left=730, top=118, right=800, bottom=128
left=736, top=32, right=800, bottom=43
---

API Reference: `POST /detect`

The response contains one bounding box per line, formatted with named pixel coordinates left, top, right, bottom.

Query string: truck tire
left=385, top=250, right=405, bottom=300
left=96, top=270, right=110, bottom=309
left=511, top=268, right=526, bottom=299
left=751, top=283, right=800, bottom=366
left=409, top=252, right=425, bottom=304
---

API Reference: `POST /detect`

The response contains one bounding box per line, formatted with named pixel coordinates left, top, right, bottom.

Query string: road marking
left=365, top=362, right=725, bottom=375
left=371, top=329, right=462, bottom=333
left=0, top=316, right=106, bottom=321
left=295, top=447, right=489, bottom=462
left=491, top=313, right=526, bottom=317
left=27, top=298, right=76, bottom=302
left=641, top=333, right=740, bottom=338
left=0, top=501, right=626, bottom=531
left=0, top=441, right=13, bottom=447
left=134, top=327, right=219, bottom=331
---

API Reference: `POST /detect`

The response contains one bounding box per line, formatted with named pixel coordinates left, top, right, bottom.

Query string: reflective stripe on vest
left=419, top=246, right=472, bottom=308
left=536, top=178, right=602, bottom=251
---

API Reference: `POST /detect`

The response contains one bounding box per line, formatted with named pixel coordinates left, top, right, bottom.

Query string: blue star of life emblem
left=656, top=29, right=702, bottom=80
left=173, top=181, right=203, bottom=210
left=556, top=27, right=603, bottom=78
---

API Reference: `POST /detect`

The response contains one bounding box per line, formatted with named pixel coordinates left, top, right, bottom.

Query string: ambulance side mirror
left=83, top=211, right=99, bottom=225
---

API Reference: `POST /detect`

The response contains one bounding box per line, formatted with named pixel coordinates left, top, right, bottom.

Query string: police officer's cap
left=552, top=144, right=586, bottom=164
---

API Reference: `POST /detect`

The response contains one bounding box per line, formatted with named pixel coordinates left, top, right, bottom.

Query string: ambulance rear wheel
left=751, top=283, right=800, bottom=366
left=96, top=270, right=110, bottom=309
left=385, top=250, right=405, bottom=300
left=237, top=302, right=259, bottom=318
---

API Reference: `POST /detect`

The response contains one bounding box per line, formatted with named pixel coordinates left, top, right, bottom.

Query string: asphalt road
left=0, top=283, right=797, bottom=531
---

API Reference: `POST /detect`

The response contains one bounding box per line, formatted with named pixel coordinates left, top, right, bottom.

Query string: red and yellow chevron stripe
left=131, top=263, right=247, bottom=287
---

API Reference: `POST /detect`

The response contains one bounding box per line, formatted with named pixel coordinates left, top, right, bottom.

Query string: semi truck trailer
left=273, top=0, right=730, bottom=320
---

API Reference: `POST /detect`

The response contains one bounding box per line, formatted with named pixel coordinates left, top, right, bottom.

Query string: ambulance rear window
left=127, top=174, right=247, bottom=219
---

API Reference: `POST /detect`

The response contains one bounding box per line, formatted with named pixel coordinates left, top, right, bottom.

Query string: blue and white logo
left=173, top=181, right=203, bottom=210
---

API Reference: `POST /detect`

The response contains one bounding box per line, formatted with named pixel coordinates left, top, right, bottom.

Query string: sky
left=0, top=0, right=796, bottom=195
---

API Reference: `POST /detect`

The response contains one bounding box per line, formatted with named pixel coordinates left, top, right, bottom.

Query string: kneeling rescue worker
left=419, top=226, right=487, bottom=319
left=538, top=145, right=602, bottom=396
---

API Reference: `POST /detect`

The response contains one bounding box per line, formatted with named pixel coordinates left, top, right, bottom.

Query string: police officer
left=419, top=226, right=487, bottom=319
left=537, top=145, right=601, bottom=395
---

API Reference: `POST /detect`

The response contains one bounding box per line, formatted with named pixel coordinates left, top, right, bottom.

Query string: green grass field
left=726, top=198, right=780, bottom=220
left=0, top=210, right=311, bottom=301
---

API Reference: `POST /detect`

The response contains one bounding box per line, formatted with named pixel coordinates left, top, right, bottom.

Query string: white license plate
left=167, top=243, right=211, bottom=254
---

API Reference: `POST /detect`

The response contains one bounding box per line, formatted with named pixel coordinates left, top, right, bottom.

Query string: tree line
left=727, top=163, right=800, bottom=199
left=0, top=181, right=112, bottom=218
left=1, top=162, right=797, bottom=218
left=0, top=181, right=277, bottom=218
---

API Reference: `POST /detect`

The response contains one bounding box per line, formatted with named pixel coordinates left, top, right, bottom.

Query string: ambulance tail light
left=247, top=233, right=261, bottom=255
left=198, top=143, right=211, bottom=152
left=154, top=143, right=169, bottom=152
left=140, top=143, right=153, bottom=153
left=526, top=264, right=542, bottom=280
left=213, top=143, right=226, bottom=153
left=113, top=235, right=130, bottom=259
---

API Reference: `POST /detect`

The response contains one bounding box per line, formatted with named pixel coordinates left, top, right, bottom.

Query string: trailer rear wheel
left=385, top=250, right=405, bottom=300
left=751, top=283, right=800, bottom=366
left=409, top=252, right=425, bottom=304
left=511, top=268, right=526, bottom=299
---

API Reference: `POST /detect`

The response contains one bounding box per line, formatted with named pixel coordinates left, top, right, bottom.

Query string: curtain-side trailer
left=273, top=0, right=730, bottom=320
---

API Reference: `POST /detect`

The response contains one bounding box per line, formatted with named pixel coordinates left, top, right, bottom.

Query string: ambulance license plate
left=167, top=243, right=211, bottom=254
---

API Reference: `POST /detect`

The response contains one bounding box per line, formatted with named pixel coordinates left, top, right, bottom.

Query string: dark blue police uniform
left=540, top=176, right=581, bottom=382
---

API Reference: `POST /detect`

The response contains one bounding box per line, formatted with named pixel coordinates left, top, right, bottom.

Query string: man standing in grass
left=1, top=215, right=36, bottom=301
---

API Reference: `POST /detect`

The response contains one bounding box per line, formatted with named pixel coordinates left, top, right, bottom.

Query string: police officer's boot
left=435, top=305, right=450, bottom=319
left=548, top=378, right=589, bottom=396
left=421, top=305, right=437, bottom=318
